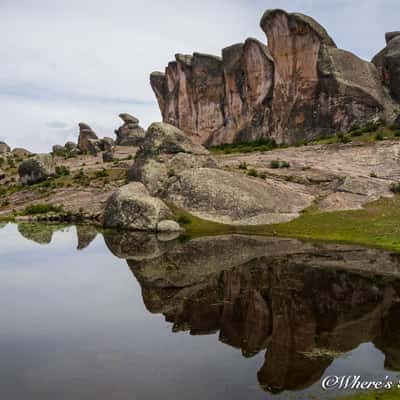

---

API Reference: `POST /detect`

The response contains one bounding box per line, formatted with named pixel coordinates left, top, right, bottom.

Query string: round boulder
left=18, top=154, right=55, bottom=184
left=0, top=141, right=11, bottom=154
left=104, top=182, right=174, bottom=231
left=156, top=219, right=183, bottom=232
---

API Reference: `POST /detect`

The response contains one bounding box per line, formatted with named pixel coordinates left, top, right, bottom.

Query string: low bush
left=390, top=182, right=400, bottom=194
left=247, top=168, right=258, bottom=177
left=21, top=203, right=64, bottom=215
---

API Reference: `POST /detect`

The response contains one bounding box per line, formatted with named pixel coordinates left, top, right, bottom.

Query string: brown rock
left=77, top=122, right=98, bottom=152
left=115, top=113, right=145, bottom=146
left=0, top=141, right=10, bottom=154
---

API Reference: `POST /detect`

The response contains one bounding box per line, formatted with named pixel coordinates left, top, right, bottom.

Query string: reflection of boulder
left=76, top=225, right=97, bottom=250
left=118, top=233, right=400, bottom=394
left=103, top=230, right=177, bottom=261
left=17, top=223, right=65, bottom=245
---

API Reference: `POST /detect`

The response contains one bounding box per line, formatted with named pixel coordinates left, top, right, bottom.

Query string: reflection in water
left=6, top=223, right=400, bottom=397
left=104, top=230, right=400, bottom=394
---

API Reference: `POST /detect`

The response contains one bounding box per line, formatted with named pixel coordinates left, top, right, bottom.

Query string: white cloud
left=0, top=0, right=398, bottom=152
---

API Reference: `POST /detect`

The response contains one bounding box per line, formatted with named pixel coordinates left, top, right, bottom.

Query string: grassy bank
left=174, top=196, right=400, bottom=252
left=336, top=388, right=400, bottom=399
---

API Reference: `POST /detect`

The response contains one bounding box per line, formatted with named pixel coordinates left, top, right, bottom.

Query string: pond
left=1, top=223, right=400, bottom=400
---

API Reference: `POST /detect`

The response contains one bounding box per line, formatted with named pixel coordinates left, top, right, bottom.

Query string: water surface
left=1, top=223, right=400, bottom=400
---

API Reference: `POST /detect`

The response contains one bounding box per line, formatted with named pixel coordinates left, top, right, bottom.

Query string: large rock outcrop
left=151, top=9, right=399, bottom=145
left=114, top=113, right=146, bottom=146
left=128, top=122, right=217, bottom=196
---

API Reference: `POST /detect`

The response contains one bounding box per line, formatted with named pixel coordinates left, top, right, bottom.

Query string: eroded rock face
left=373, top=35, right=400, bottom=102
left=77, top=123, right=98, bottom=152
left=18, top=154, right=55, bottom=184
left=115, top=113, right=146, bottom=146
left=103, top=182, right=174, bottom=231
left=151, top=9, right=399, bottom=145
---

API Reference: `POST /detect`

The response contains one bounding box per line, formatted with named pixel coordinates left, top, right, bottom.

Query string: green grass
left=21, top=203, right=64, bottom=215
left=172, top=196, right=400, bottom=252
left=336, top=388, right=400, bottom=400
left=209, top=138, right=279, bottom=154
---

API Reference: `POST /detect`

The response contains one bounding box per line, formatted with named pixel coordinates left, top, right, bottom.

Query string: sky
left=0, top=0, right=399, bottom=152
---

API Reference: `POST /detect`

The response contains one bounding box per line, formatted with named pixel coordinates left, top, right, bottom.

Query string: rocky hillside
left=151, top=9, right=400, bottom=146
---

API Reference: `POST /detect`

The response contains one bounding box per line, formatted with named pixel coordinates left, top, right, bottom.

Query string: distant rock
left=86, top=138, right=102, bottom=155
left=18, top=154, right=55, bottom=184
left=12, top=148, right=31, bottom=158
left=114, top=113, right=146, bottom=146
left=101, top=137, right=114, bottom=152
left=52, top=144, right=65, bottom=155
left=103, top=182, right=175, bottom=231
left=64, top=141, right=79, bottom=152
left=102, top=150, right=114, bottom=163
left=78, top=122, right=98, bottom=152
left=0, top=142, right=10, bottom=154
left=128, top=122, right=217, bottom=195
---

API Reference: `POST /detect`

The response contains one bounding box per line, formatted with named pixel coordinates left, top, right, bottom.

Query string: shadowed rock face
left=103, top=232, right=400, bottom=394
left=151, top=9, right=399, bottom=145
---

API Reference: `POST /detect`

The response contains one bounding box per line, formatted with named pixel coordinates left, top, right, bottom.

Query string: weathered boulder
left=128, top=122, right=217, bottom=195
left=64, top=141, right=78, bottom=152
left=102, top=150, right=114, bottom=163
left=103, top=182, right=175, bottom=231
left=12, top=148, right=31, bottom=158
left=115, top=113, right=146, bottom=146
left=52, top=144, right=65, bottom=155
left=165, top=168, right=313, bottom=225
left=100, top=137, right=114, bottom=152
left=77, top=122, right=98, bottom=152
left=0, top=141, right=10, bottom=154
left=151, top=9, right=398, bottom=145
left=18, top=154, right=55, bottom=184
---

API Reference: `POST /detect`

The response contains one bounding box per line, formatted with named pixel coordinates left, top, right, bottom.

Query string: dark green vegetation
left=209, top=121, right=400, bottom=154
left=173, top=196, right=400, bottom=252
left=21, top=203, right=64, bottom=215
left=209, top=138, right=279, bottom=154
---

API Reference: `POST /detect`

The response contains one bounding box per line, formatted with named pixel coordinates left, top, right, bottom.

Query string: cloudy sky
left=0, top=0, right=398, bottom=152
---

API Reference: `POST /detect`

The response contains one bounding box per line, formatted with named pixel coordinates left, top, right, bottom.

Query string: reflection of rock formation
left=105, top=232, right=400, bottom=394
left=17, top=223, right=67, bottom=245
left=76, top=225, right=98, bottom=250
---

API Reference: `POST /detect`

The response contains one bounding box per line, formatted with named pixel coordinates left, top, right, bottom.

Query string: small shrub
left=375, top=132, right=385, bottom=141
left=247, top=168, right=258, bottom=177
left=370, top=171, right=377, bottom=178
left=390, top=182, right=400, bottom=194
left=177, top=215, right=191, bottom=225
left=22, top=203, right=63, bottom=215
left=270, top=160, right=280, bottom=169
left=349, top=124, right=360, bottom=132
left=238, top=161, right=248, bottom=170
left=259, top=172, right=267, bottom=179
left=280, top=161, right=290, bottom=168
left=394, top=130, right=400, bottom=137
left=350, top=129, right=363, bottom=137
left=167, top=168, right=176, bottom=178
left=55, top=165, right=70, bottom=177
left=95, top=169, right=109, bottom=178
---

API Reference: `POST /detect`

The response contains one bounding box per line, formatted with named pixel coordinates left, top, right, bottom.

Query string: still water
left=1, top=222, right=400, bottom=400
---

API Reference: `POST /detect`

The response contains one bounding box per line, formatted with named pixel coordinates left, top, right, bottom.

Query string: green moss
left=171, top=196, right=400, bottom=252
left=21, top=203, right=64, bottom=215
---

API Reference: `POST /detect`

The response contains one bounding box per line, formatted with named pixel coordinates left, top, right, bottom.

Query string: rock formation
left=103, top=182, right=175, bottom=231
left=151, top=9, right=400, bottom=145
left=77, top=122, right=99, bottom=153
left=115, top=113, right=146, bottom=146
left=0, top=141, right=10, bottom=154
left=18, top=154, right=55, bottom=184
left=12, top=148, right=31, bottom=158
left=128, top=122, right=217, bottom=196
left=372, top=31, right=400, bottom=103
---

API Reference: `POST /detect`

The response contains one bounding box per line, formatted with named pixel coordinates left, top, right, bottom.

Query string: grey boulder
left=18, top=154, right=55, bottom=184
left=103, top=182, right=175, bottom=231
